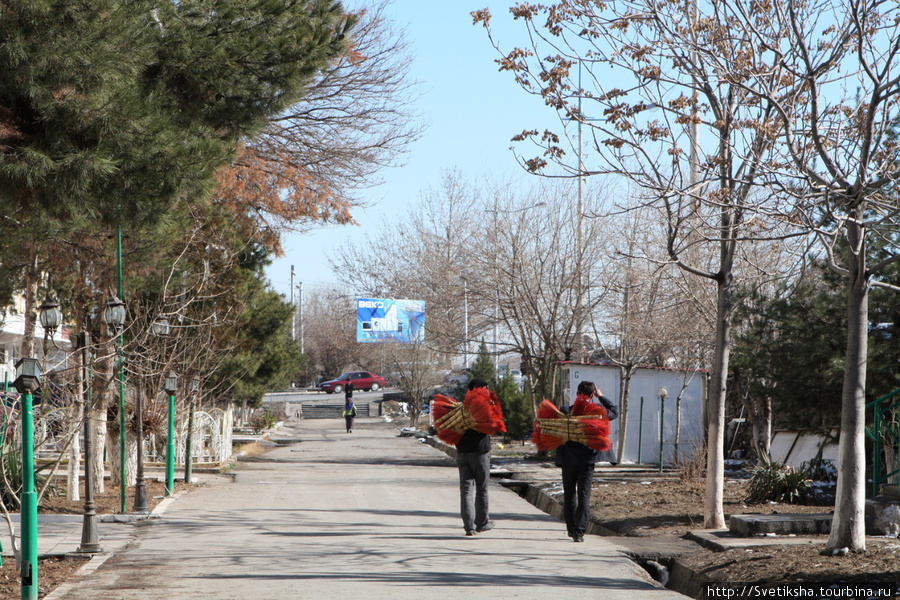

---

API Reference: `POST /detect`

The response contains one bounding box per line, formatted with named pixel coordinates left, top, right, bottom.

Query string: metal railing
left=866, top=387, right=900, bottom=497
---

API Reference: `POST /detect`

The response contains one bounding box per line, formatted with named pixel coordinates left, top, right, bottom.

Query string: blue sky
left=264, top=1, right=559, bottom=299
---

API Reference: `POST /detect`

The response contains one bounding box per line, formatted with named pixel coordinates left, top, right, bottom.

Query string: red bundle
left=431, top=394, right=467, bottom=445
left=432, top=388, right=506, bottom=445
left=532, top=400, right=566, bottom=451
left=531, top=395, right=611, bottom=452
left=465, top=387, right=506, bottom=435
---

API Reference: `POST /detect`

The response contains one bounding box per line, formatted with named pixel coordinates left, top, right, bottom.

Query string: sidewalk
left=41, top=417, right=690, bottom=599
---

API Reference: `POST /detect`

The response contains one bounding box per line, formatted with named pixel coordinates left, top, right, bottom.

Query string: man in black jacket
left=556, top=380, right=618, bottom=542
left=455, top=378, right=495, bottom=536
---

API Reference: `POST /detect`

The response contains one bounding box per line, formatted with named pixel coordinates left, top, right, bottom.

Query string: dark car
left=318, top=371, right=386, bottom=394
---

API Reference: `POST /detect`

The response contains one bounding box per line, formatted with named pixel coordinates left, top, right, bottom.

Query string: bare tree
left=714, top=0, right=900, bottom=552
left=382, top=341, right=443, bottom=427
left=331, top=169, right=486, bottom=367
left=299, top=286, right=363, bottom=380
left=236, top=0, right=424, bottom=240
left=467, top=179, right=611, bottom=411
left=474, top=1, right=806, bottom=529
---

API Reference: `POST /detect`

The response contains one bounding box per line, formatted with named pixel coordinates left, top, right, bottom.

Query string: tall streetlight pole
left=184, top=377, right=200, bottom=484
left=290, top=266, right=296, bottom=342
left=116, top=227, right=126, bottom=513
left=76, top=330, right=101, bottom=553
left=15, top=357, right=41, bottom=600
left=297, top=282, right=304, bottom=355
left=163, top=371, right=178, bottom=496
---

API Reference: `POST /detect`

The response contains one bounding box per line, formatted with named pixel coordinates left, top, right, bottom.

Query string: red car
left=318, top=371, right=386, bottom=394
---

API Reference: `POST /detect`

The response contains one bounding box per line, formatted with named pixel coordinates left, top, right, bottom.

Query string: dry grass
left=234, top=442, right=267, bottom=458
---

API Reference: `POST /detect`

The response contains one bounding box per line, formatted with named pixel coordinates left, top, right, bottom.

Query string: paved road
left=51, top=417, right=689, bottom=599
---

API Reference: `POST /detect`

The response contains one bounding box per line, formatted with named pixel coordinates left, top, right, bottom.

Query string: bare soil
left=592, top=477, right=900, bottom=586
left=493, top=438, right=900, bottom=593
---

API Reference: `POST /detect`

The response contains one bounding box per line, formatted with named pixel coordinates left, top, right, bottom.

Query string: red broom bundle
left=432, top=388, right=506, bottom=445
left=572, top=395, right=608, bottom=419
left=431, top=394, right=467, bottom=445
left=532, top=400, right=566, bottom=451
left=464, top=387, right=506, bottom=435
left=531, top=395, right=611, bottom=452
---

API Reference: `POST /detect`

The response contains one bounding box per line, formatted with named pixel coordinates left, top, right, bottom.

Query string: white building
left=557, top=362, right=707, bottom=465
left=0, top=293, right=72, bottom=385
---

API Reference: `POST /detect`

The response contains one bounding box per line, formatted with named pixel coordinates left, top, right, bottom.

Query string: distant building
left=0, top=293, right=72, bottom=386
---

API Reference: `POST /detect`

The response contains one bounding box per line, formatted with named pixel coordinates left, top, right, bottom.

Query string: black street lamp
left=76, top=331, right=101, bottom=554
left=37, top=297, right=62, bottom=336
left=184, top=377, right=200, bottom=484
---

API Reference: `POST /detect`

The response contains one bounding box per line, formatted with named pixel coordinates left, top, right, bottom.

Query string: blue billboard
left=356, top=298, right=425, bottom=343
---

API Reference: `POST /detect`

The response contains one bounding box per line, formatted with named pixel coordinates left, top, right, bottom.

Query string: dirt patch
left=491, top=439, right=900, bottom=594
left=0, top=479, right=191, bottom=599
left=569, top=472, right=899, bottom=591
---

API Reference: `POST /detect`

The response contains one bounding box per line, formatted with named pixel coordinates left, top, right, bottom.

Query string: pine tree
left=470, top=339, right=496, bottom=385
left=0, top=0, right=353, bottom=226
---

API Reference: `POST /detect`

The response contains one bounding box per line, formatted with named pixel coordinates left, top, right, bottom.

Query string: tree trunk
left=749, top=396, right=773, bottom=460
left=827, top=222, right=868, bottom=553
left=90, top=408, right=106, bottom=494
left=90, top=332, right=117, bottom=495
left=705, top=272, right=733, bottom=530
left=675, top=391, right=683, bottom=463
left=106, top=429, right=137, bottom=487
left=240, top=397, right=249, bottom=426
left=67, top=404, right=83, bottom=502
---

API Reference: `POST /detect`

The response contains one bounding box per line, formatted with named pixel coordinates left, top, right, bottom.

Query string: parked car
left=318, top=371, right=386, bottom=394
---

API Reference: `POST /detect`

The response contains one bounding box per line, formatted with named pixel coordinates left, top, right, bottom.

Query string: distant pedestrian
left=343, top=384, right=357, bottom=433
left=556, top=381, right=618, bottom=542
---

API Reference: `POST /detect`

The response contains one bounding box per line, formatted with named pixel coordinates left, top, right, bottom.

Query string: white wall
left=561, top=364, right=706, bottom=465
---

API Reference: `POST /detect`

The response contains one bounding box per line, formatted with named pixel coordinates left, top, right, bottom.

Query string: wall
left=559, top=363, right=706, bottom=465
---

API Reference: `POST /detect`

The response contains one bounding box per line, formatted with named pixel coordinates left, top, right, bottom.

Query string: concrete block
left=729, top=513, right=832, bottom=536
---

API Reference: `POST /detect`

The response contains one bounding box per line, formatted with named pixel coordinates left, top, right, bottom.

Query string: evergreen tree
left=733, top=237, right=900, bottom=430
left=0, top=0, right=353, bottom=226
left=495, top=373, right=531, bottom=441
left=470, top=339, right=495, bottom=385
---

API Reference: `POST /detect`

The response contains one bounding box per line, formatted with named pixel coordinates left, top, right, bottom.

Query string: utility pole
left=290, top=266, right=296, bottom=342
left=297, top=281, right=304, bottom=354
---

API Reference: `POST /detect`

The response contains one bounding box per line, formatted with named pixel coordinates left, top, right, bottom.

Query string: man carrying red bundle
left=556, top=381, right=618, bottom=542
left=453, top=378, right=504, bottom=536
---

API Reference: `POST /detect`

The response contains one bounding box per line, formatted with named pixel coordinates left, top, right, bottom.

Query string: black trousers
left=561, top=464, right=595, bottom=537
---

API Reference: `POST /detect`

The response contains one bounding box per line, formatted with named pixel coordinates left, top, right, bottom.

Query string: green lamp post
left=164, top=371, right=177, bottom=496
left=15, top=357, right=41, bottom=600
left=658, top=386, right=668, bottom=473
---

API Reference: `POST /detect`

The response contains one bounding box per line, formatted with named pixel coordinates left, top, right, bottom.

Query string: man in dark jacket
left=455, top=378, right=495, bottom=536
left=556, top=380, right=618, bottom=542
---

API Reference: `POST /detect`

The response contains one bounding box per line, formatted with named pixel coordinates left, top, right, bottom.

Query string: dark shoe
left=573, top=535, right=584, bottom=542
left=475, top=521, right=495, bottom=533
left=567, top=530, right=575, bottom=539
left=465, top=530, right=475, bottom=536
